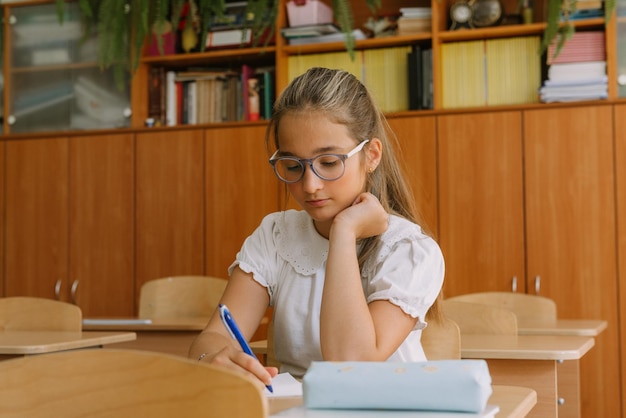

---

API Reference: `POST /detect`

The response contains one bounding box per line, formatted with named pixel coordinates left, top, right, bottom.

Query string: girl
left=189, top=67, right=444, bottom=388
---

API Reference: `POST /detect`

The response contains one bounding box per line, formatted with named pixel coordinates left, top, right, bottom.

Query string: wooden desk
left=460, top=335, right=594, bottom=418
left=517, top=319, right=607, bottom=337
left=82, top=318, right=207, bottom=358
left=0, top=331, right=137, bottom=360
left=268, top=385, right=537, bottom=418
left=517, top=319, right=606, bottom=418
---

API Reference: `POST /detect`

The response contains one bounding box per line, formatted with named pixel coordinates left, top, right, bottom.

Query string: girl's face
left=276, top=111, right=369, bottom=237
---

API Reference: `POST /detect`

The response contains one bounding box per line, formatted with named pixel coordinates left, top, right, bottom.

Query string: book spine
left=166, top=70, right=177, bottom=126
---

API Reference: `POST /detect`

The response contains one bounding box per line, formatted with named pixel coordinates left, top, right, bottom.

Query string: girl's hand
left=202, top=345, right=278, bottom=388
left=332, top=192, right=389, bottom=240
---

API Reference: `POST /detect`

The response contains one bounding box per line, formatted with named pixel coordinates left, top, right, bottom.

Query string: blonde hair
left=265, top=67, right=441, bottom=320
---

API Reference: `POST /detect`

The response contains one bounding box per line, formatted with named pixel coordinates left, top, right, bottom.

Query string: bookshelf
left=123, top=0, right=620, bottom=128
left=0, top=0, right=616, bottom=130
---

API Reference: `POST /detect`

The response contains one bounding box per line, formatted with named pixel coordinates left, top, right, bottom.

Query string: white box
left=286, top=0, right=333, bottom=27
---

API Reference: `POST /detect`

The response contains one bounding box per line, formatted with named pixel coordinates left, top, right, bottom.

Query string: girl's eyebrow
left=278, top=145, right=345, bottom=157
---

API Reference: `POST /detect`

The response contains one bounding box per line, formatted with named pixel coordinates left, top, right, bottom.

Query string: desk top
left=0, top=331, right=137, bottom=355
left=517, top=319, right=607, bottom=337
left=82, top=317, right=209, bottom=331
left=460, top=334, right=595, bottom=360
left=268, top=385, right=537, bottom=418
left=252, top=334, right=595, bottom=362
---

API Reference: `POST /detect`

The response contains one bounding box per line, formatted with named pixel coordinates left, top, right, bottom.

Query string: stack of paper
left=397, top=7, right=432, bottom=34
left=540, top=31, right=607, bottom=103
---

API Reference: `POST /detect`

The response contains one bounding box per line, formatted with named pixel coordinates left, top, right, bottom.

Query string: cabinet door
left=69, top=134, right=135, bottom=316
left=5, top=137, right=69, bottom=297
left=6, top=2, right=130, bottom=134
left=135, top=129, right=205, bottom=292
left=388, top=115, right=438, bottom=238
left=524, top=105, right=620, bottom=418
left=616, top=104, right=626, bottom=417
left=205, top=125, right=279, bottom=278
left=438, top=111, right=525, bottom=295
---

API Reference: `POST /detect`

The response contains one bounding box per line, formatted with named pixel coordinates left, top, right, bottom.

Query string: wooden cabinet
left=438, top=111, right=525, bottom=294
left=204, top=124, right=279, bottom=278
left=615, top=104, right=626, bottom=415
left=439, top=106, right=620, bottom=417
left=524, top=105, right=619, bottom=418
left=135, top=129, right=205, bottom=291
left=68, top=133, right=135, bottom=316
left=5, top=137, right=69, bottom=298
left=4, top=133, right=134, bottom=316
left=388, top=115, right=438, bottom=238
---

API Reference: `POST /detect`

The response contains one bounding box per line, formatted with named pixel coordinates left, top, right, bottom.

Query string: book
left=254, top=67, right=275, bottom=120
left=547, top=60, right=607, bottom=80
left=206, top=28, right=252, bottom=48
left=281, top=23, right=341, bottom=38
left=407, top=45, right=423, bottom=110
left=547, top=31, right=605, bottom=64
left=441, top=41, right=486, bottom=108
left=241, top=64, right=253, bottom=120
left=148, top=67, right=166, bottom=126
left=165, top=70, right=177, bottom=126
left=286, top=29, right=366, bottom=45
left=485, top=36, right=541, bottom=105
left=422, top=47, right=433, bottom=109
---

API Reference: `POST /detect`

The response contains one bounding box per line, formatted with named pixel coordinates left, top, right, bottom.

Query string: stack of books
left=397, top=7, right=432, bottom=35
left=540, top=31, right=607, bottom=103
left=281, top=24, right=366, bottom=45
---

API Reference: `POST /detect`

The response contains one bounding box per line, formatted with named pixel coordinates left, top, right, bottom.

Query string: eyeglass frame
left=269, top=139, right=370, bottom=184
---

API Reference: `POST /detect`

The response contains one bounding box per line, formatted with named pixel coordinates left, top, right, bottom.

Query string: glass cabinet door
left=618, top=0, right=626, bottom=96
left=6, top=2, right=130, bottom=134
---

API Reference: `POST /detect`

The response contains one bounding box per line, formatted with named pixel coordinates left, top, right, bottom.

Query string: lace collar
left=274, top=211, right=329, bottom=276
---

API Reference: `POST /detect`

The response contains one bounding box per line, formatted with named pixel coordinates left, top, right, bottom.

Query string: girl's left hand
left=333, top=192, right=389, bottom=240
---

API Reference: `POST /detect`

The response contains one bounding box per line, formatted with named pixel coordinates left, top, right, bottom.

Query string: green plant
left=56, top=0, right=615, bottom=80
left=541, top=0, right=616, bottom=58
left=55, top=0, right=277, bottom=82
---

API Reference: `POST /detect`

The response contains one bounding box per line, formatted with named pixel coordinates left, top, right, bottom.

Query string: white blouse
left=229, top=210, right=445, bottom=377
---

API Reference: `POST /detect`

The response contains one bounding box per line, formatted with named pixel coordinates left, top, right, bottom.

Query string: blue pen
left=219, top=303, right=274, bottom=393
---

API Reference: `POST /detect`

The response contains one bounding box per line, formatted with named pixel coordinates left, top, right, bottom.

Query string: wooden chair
left=138, top=275, right=228, bottom=319
left=0, top=348, right=267, bottom=418
left=422, top=316, right=462, bottom=360
left=442, top=299, right=518, bottom=335
left=445, top=291, right=557, bottom=327
left=0, top=296, right=82, bottom=331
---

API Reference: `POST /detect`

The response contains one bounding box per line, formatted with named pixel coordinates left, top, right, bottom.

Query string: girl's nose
left=301, top=164, right=323, bottom=193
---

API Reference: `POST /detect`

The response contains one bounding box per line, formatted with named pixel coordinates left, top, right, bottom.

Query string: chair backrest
left=0, top=296, right=82, bottom=331
left=0, top=349, right=267, bottom=418
left=421, top=317, right=461, bottom=360
left=138, top=275, right=228, bottom=319
left=446, top=291, right=557, bottom=326
left=442, top=299, right=518, bottom=335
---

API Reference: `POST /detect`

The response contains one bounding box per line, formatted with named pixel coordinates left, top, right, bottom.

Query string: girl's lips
left=306, top=199, right=327, bottom=207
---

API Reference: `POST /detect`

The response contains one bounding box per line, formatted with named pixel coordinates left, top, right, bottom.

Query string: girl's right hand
left=202, top=345, right=278, bottom=388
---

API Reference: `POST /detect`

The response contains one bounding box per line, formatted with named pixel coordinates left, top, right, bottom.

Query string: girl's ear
left=366, top=138, right=383, bottom=171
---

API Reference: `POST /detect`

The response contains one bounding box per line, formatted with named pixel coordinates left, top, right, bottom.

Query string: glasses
left=269, top=140, right=369, bottom=183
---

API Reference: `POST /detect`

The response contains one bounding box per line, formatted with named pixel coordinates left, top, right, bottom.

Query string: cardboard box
left=286, top=0, right=333, bottom=27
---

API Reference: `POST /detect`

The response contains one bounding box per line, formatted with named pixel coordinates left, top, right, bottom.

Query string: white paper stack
left=540, top=31, right=607, bottom=103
